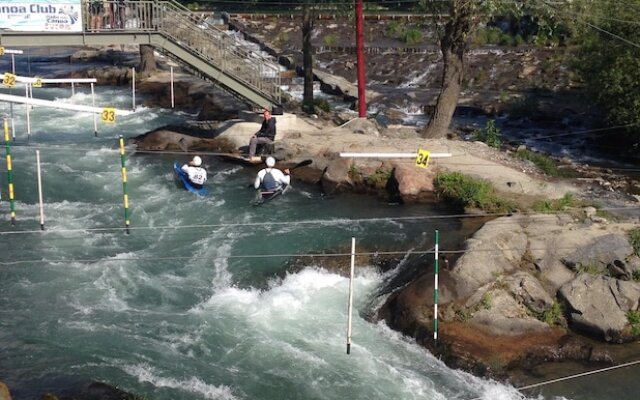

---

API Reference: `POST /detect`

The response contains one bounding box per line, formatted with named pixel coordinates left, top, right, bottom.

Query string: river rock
left=560, top=233, right=633, bottom=273
left=451, top=217, right=528, bottom=297
left=559, top=274, right=640, bottom=342
left=504, top=271, right=554, bottom=314
left=393, top=163, right=436, bottom=202
left=467, top=288, right=550, bottom=336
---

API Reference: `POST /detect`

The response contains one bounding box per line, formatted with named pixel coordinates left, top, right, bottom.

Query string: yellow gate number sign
left=33, top=77, right=43, bottom=88
left=0, top=47, right=5, bottom=56
left=101, top=108, right=116, bottom=124
left=3, top=72, right=16, bottom=87
left=415, top=148, right=431, bottom=168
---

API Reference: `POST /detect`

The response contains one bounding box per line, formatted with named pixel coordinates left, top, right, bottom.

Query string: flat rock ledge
left=131, top=112, right=582, bottom=205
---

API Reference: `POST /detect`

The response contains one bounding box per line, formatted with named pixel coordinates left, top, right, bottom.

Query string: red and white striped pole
left=355, top=0, right=366, bottom=117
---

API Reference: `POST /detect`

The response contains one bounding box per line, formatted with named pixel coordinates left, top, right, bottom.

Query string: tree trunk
left=421, top=1, right=474, bottom=138
left=138, top=45, right=157, bottom=77
left=302, top=2, right=314, bottom=112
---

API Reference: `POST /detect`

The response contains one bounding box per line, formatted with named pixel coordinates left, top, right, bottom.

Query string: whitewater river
left=1, top=50, right=637, bottom=400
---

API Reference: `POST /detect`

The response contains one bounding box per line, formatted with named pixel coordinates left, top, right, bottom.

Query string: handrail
left=83, top=0, right=282, bottom=104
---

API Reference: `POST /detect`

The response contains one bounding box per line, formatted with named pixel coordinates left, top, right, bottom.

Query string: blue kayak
left=174, top=161, right=208, bottom=196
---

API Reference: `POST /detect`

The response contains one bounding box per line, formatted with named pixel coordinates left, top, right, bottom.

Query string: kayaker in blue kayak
left=254, top=156, right=290, bottom=192
left=181, top=155, right=207, bottom=189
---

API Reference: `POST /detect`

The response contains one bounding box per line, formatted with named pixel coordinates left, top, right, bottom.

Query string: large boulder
left=393, top=163, right=437, bottom=202
left=559, top=274, right=640, bottom=342
left=561, top=233, right=633, bottom=273
left=467, top=288, right=550, bottom=336
left=452, top=217, right=528, bottom=297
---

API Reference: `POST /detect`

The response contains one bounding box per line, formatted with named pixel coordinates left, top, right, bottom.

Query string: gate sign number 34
left=415, top=149, right=431, bottom=168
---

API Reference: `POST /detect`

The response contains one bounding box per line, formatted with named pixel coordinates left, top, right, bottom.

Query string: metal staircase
left=0, top=0, right=283, bottom=110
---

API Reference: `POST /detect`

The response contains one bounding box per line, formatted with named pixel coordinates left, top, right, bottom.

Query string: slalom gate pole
left=170, top=66, right=175, bottom=108
left=346, top=237, right=356, bottom=354
left=3, top=118, right=17, bottom=226
left=25, top=84, right=31, bottom=141
left=91, top=83, right=97, bottom=136
left=36, top=150, right=45, bottom=230
left=118, top=135, right=130, bottom=234
left=433, top=230, right=440, bottom=341
left=131, top=67, right=136, bottom=111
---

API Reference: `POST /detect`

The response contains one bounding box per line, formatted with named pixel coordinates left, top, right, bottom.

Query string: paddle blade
left=292, top=159, right=312, bottom=170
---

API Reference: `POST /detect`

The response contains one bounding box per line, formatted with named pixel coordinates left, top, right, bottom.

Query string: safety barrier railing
left=82, top=0, right=282, bottom=104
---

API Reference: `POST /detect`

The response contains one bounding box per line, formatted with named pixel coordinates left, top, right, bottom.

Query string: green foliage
left=516, top=149, right=564, bottom=177
left=627, top=310, right=640, bottom=336
left=629, top=228, right=640, bottom=256
left=384, top=20, right=403, bottom=39
left=632, top=270, right=640, bottom=282
left=541, top=300, right=564, bottom=327
left=576, top=264, right=601, bottom=275
left=480, top=292, right=493, bottom=310
left=402, top=28, right=423, bottom=45
left=275, top=31, right=289, bottom=46
left=456, top=309, right=471, bottom=322
left=313, top=98, right=331, bottom=112
left=323, top=33, right=339, bottom=46
left=473, top=120, right=501, bottom=148
left=435, top=172, right=515, bottom=212
left=532, top=193, right=577, bottom=213
left=572, top=1, right=640, bottom=145
left=365, top=168, right=393, bottom=189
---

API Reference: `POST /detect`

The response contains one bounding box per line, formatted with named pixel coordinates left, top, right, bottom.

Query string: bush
left=627, top=310, right=640, bottom=336
left=473, top=120, right=501, bottom=148
left=533, top=193, right=577, bottom=212
left=323, top=34, right=338, bottom=47
left=435, top=172, right=515, bottom=212
left=541, top=300, right=564, bottom=326
left=516, top=149, right=563, bottom=176
left=384, top=21, right=402, bottom=38
left=403, top=28, right=423, bottom=45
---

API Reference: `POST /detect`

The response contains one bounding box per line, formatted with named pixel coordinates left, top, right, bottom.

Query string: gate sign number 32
left=3, top=72, right=16, bottom=87
left=415, top=149, right=431, bottom=168
left=101, top=108, right=116, bottom=124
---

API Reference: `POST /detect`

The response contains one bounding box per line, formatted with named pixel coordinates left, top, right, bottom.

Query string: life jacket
left=261, top=169, right=278, bottom=191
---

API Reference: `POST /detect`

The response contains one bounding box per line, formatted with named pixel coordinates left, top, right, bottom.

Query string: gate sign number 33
left=415, top=149, right=431, bottom=168
left=101, top=108, right=116, bottom=124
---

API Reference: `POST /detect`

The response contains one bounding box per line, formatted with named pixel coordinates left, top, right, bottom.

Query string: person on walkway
left=254, top=156, right=290, bottom=192
left=181, top=155, right=207, bottom=188
left=89, top=0, right=104, bottom=31
left=248, top=110, right=276, bottom=160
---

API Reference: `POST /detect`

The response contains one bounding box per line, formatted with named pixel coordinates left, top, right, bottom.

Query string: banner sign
left=0, top=0, right=83, bottom=32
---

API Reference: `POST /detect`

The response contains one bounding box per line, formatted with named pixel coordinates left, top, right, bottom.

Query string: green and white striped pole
left=434, top=229, right=439, bottom=341
left=119, top=135, right=130, bottom=234
left=3, top=118, right=16, bottom=226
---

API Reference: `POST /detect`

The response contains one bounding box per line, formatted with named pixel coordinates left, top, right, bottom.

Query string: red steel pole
left=355, top=0, right=366, bottom=117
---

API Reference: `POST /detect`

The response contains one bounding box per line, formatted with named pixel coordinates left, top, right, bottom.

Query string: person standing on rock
left=247, top=110, right=276, bottom=161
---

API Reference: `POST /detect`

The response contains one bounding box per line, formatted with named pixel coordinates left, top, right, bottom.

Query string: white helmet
left=192, top=155, right=202, bottom=167
left=265, top=156, right=276, bottom=168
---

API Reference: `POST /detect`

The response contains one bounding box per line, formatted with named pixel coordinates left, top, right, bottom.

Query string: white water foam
left=121, top=363, right=237, bottom=400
